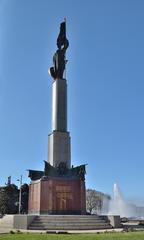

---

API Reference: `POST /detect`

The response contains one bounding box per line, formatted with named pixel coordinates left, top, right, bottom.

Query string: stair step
left=34, top=217, right=105, bottom=221
left=29, top=225, right=112, bottom=230
left=33, top=220, right=106, bottom=223
left=28, top=215, right=112, bottom=230
left=30, top=222, right=109, bottom=226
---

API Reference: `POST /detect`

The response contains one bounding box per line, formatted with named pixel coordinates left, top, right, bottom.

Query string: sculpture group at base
left=28, top=162, right=86, bottom=181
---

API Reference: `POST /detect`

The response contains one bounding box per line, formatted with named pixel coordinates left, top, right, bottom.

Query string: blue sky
left=0, top=0, right=144, bottom=205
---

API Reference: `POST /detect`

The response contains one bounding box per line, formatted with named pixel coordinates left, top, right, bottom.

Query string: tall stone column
left=52, top=78, right=67, bottom=132
left=28, top=21, right=86, bottom=215
left=48, top=78, right=71, bottom=168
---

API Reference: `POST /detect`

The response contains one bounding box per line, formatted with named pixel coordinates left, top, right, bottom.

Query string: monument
left=28, top=20, right=86, bottom=215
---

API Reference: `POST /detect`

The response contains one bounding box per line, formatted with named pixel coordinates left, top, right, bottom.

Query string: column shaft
left=52, top=79, right=67, bottom=132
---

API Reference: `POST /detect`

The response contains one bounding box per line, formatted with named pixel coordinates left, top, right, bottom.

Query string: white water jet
left=108, top=183, right=135, bottom=217
left=102, top=183, right=144, bottom=218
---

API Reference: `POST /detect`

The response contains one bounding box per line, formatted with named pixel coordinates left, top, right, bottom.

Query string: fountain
left=102, top=183, right=144, bottom=218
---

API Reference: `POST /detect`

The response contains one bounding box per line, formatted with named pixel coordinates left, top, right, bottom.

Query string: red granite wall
left=28, top=177, right=86, bottom=215
left=28, top=181, right=41, bottom=214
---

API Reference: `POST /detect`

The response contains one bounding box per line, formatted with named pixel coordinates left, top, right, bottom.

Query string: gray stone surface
left=52, top=79, right=67, bottom=132
left=0, top=215, right=14, bottom=229
left=106, top=215, right=121, bottom=228
left=0, top=215, right=124, bottom=232
left=0, top=215, right=36, bottom=230
left=28, top=215, right=113, bottom=230
left=48, top=131, right=71, bottom=168
left=13, top=215, right=36, bottom=229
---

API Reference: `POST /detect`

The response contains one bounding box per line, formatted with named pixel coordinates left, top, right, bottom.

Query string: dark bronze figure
left=28, top=169, right=44, bottom=181
left=49, top=21, right=69, bottom=79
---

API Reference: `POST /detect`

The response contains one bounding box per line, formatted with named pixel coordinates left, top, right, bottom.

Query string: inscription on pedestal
left=56, top=185, right=73, bottom=211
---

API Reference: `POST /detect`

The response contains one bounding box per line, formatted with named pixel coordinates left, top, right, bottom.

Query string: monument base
left=28, top=177, right=86, bottom=215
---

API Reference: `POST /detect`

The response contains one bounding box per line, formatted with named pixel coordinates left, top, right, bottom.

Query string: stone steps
left=29, top=226, right=111, bottom=230
left=33, top=219, right=107, bottom=224
left=34, top=215, right=102, bottom=219
left=29, top=215, right=112, bottom=230
left=33, top=220, right=106, bottom=224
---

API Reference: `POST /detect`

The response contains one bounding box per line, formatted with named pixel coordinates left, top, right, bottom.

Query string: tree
left=21, top=183, right=29, bottom=213
left=86, top=188, right=110, bottom=214
left=0, top=184, right=19, bottom=214
left=0, top=188, right=9, bottom=215
left=0, top=183, right=29, bottom=214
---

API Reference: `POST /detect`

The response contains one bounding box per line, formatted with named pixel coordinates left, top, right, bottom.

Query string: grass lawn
left=0, top=232, right=144, bottom=240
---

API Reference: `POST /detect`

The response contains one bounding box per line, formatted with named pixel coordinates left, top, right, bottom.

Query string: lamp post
left=17, top=175, right=22, bottom=214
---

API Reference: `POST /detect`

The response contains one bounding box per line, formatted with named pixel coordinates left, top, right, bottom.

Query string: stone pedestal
left=48, top=131, right=71, bottom=168
left=28, top=177, right=86, bottom=215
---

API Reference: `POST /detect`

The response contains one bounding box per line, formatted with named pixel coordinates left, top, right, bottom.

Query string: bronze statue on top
left=49, top=20, right=69, bottom=80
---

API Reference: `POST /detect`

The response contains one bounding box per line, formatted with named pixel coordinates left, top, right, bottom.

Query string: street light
left=17, top=175, right=22, bottom=214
